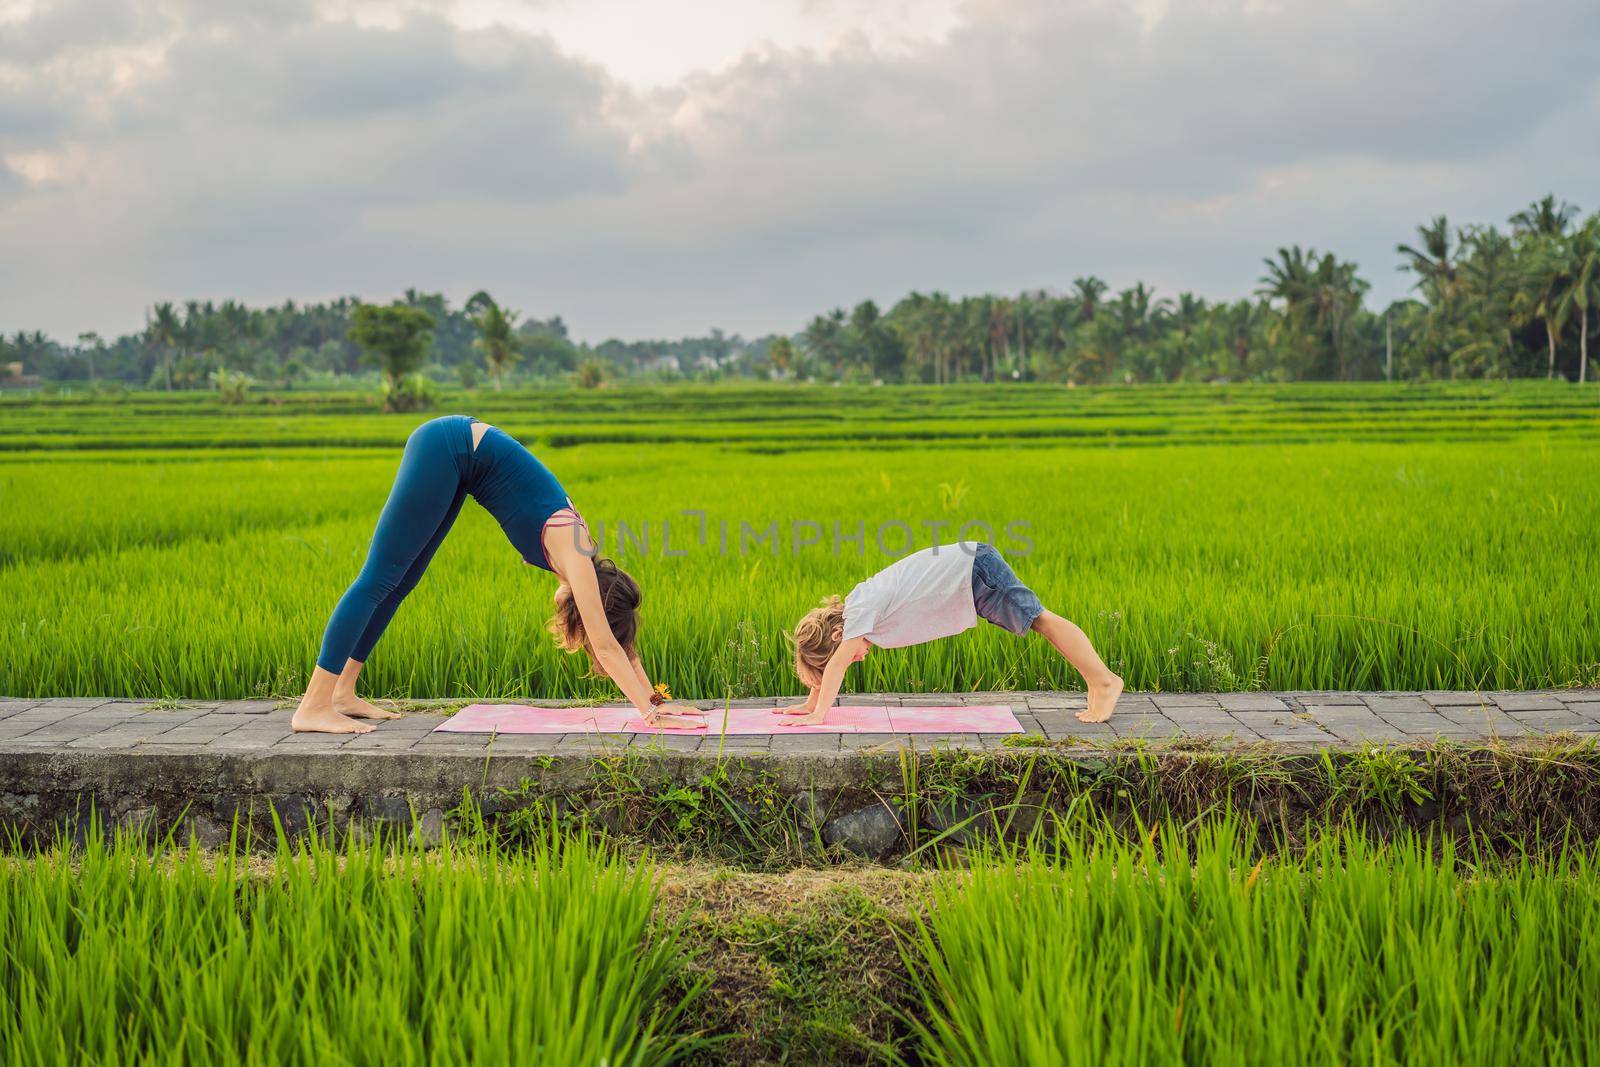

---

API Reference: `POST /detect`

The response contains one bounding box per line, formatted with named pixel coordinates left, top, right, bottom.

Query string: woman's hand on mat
left=772, top=704, right=814, bottom=717
left=646, top=702, right=706, bottom=729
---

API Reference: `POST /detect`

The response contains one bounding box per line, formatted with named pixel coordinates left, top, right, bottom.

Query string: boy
left=778, top=542, right=1122, bottom=726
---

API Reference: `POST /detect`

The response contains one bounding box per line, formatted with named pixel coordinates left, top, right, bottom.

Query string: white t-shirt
left=842, top=544, right=979, bottom=649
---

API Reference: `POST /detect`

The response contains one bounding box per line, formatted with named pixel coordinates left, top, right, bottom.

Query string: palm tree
left=466, top=291, right=521, bottom=391
left=849, top=299, right=901, bottom=380
left=1311, top=254, right=1369, bottom=379
left=767, top=335, right=797, bottom=378
left=1039, top=297, right=1076, bottom=368
left=1457, top=226, right=1519, bottom=376
left=1159, top=293, right=1206, bottom=381
left=801, top=308, right=848, bottom=379
left=889, top=292, right=937, bottom=383
left=146, top=302, right=181, bottom=390
left=1011, top=293, right=1050, bottom=380
left=1170, top=293, right=1206, bottom=338
left=1072, top=316, right=1118, bottom=384
left=1258, top=247, right=1367, bottom=378
left=1514, top=238, right=1572, bottom=379
left=1071, top=277, right=1107, bottom=323
left=1113, top=284, right=1156, bottom=337
left=985, top=297, right=1011, bottom=382
left=1510, top=195, right=1578, bottom=238
left=1396, top=216, right=1459, bottom=304
left=847, top=300, right=878, bottom=353
left=1257, top=246, right=1317, bottom=314
left=1086, top=284, right=1154, bottom=382
left=923, top=292, right=956, bottom=385
left=1557, top=218, right=1600, bottom=384
left=1217, top=300, right=1267, bottom=378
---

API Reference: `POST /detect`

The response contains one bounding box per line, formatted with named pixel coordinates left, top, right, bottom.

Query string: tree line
left=3, top=289, right=582, bottom=391
left=4, top=195, right=1596, bottom=391
left=782, top=195, right=1597, bottom=385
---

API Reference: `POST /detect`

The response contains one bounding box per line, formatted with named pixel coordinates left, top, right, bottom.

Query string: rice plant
left=904, top=819, right=1600, bottom=1065
left=1, top=381, right=1596, bottom=699
left=0, top=817, right=699, bottom=1066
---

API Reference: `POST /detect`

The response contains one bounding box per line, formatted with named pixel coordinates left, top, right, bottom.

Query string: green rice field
left=7, top=817, right=1600, bottom=1065
left=1, top=821, right=695, bottom=1066
left=909, top=820, right=1600, bottom=1065
left=1, top=381, right=1596, bottom=699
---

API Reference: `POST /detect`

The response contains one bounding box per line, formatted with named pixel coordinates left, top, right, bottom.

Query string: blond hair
left=788, top=595, right=845, bottom=685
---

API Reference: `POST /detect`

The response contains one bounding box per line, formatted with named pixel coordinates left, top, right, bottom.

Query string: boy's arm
left=778, top=637, right=866, bottom=726
left=774, top=686, right=819, bottom=717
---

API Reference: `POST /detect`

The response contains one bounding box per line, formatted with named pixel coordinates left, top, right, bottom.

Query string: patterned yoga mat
left=434, top=702, right=1023, bottom=735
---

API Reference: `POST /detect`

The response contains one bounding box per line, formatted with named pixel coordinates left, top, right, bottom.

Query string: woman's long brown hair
left=548, top=557, right=642, bottom=668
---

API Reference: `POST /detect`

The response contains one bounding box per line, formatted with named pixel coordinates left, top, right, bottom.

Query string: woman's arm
left=628, top=653, right=653, bottom=696
left=777, top=636, right=866, bottom=726
left=626, top=653, right=705, bottom=724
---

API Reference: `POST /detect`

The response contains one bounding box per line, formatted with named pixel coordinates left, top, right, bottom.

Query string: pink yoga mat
left=434, top=703, right=1023, bottom=735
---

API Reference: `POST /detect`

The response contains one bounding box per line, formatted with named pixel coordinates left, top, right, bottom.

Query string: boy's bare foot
left=291, top=703, right=375, bottom=734
left=333, top=694, right=402, bottom=720
left=1077, top=674, right=1124, bottom=723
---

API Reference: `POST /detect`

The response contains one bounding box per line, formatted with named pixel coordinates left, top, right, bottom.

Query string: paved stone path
left=4, top=690, right=1599, bottom=756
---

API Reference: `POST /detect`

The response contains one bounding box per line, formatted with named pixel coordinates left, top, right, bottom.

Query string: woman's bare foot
left=333, top=694, right=403, bottom=720
left=291, top=701, right=375, bottom=734
left=1077, top=674, right=1124, bottom=723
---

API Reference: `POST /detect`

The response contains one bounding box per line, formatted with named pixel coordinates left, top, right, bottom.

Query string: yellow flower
left=653, top=682, right=673, bottom=701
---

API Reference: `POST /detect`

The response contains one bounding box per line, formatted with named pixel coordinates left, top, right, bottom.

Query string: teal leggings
left=315, top=417, right=472, bottom=673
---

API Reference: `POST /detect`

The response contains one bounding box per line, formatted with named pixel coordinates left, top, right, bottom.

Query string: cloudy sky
left=3, top=0, right=1598, bottom=343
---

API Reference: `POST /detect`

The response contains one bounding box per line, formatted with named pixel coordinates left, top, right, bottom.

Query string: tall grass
left=0, top=818, right=698, bottom=1066
left=2, top=383, right=1597, bottom=698
left=905, top=820, right=1600, bottom=1065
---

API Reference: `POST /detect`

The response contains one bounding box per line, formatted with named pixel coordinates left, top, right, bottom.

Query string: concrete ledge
left=5, top=690, right=1600, bottom=859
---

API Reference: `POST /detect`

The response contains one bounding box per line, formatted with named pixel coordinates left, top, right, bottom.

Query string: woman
left=292, top=415, right=705, bottom=733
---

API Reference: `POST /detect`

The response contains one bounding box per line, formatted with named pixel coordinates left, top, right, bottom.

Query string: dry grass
left=656, top=865, right=925, bottom=1065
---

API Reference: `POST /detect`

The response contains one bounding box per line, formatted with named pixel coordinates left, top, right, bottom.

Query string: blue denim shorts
left=970, top=543, right=1045, bottom=635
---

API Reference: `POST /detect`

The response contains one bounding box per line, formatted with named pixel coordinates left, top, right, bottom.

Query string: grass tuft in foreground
left=906, top=818, right=1600, bottom=1066
left=0, top=816, right=699, bottom=1067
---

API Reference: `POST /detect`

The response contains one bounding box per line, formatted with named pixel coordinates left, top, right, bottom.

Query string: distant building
left=1, top=361, right=41, bottom=389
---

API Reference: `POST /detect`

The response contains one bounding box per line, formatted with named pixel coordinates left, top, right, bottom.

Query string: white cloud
left=1, top=0, right=1597, bottom=341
